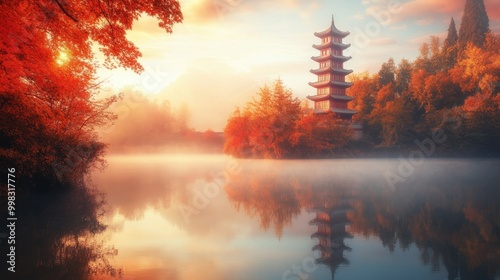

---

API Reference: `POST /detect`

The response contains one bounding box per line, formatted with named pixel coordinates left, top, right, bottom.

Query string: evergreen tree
left=458, top=0, right=489, bottom=53
left=444, top=18, right=458, bottom=50
left=443, top=18, right=458, bottom=68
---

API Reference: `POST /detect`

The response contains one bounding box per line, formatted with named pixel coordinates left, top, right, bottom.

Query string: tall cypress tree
left=443, top=18, right=458, bottom=68
left=458, top=0, right=489, bottom=52
left=444, top=18, right=458, bottom=49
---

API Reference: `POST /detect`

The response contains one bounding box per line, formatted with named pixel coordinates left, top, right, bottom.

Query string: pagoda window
left=319, top=88, right=330, bottom=95
left=316, top=101, right=329, bottom=110
left=319, top=74, right=330, bottom=81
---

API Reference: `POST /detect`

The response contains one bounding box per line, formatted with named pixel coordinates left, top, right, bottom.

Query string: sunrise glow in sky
left=98, top=0, right=500, bottom=131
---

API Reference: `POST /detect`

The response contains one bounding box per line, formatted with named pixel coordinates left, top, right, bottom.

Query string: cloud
left=397, top=0, right=462, bottom=19
left=364, top=0, right=499, bottom=25
left=181, top=0, right=321, bottom=23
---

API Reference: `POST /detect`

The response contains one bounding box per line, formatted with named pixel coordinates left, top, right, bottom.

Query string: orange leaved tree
left=0, top=0, right=182, bottom=185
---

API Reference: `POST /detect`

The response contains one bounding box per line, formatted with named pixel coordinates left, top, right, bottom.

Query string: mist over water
left=83, top=154, right=500, bottom=280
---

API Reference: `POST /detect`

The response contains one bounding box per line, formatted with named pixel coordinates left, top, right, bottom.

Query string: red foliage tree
left=0, top=0, right=182, bottom=183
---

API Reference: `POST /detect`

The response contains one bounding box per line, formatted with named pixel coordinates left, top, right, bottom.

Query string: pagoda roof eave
left=310, top=67, right=353, bottom=75
left=314, top=108, right=357, bottom=115
left=307, top=94, right=355, bottom=102
left=309, top=219, right=350, bottom=226
left=330, top=94, right=355, bottom=101
left=331, top=108, right=357, bottom=115
left=314, top=29, right=350, bottom=38
left=306, top=94, right=331, bottom=102
left=313, top=42, right=351, bottom=50
left=311, top=54, right=352, bottom=63
left=315, top=257, right=350, bottom=267
left=309, top=81, right=353, bottom=88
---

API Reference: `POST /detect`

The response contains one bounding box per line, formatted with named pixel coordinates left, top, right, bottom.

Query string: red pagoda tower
left=307, top=16, right=356, bottom=120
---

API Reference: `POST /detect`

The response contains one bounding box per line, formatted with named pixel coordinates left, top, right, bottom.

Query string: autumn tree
left=458, top=0, right=490, bottom=53
left=223, top=108, right=253, bottom=158
left=395, top=59, right=413, bottom=95
left=378, top=58, right=396, bottom=87
left=347, top=72, right=378, bottom=123
left=451, top=33, right=500, bottom=153
left=0, top=0, right=182, bottom=184
left=224, top=80, right=302, bottom=159
left=414, top=37, right=443, bottom=73
left=409, top=70, right=463, bottom=113
left=290, top=113, right=353, bottom=158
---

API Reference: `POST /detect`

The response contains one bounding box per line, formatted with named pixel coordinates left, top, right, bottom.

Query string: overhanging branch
left=53, top=0, right=79, bottom=22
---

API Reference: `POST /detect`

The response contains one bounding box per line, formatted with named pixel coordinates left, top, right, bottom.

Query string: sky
left=97, top=0, right=500, bottom=131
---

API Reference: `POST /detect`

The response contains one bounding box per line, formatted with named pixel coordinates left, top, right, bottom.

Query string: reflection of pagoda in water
left=309, top=198, right=353, bottom=280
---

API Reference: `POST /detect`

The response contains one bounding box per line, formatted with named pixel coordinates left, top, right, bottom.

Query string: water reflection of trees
left=224, top=162, right=500, bottom=279
left=1, top=182, right=120, bottom=280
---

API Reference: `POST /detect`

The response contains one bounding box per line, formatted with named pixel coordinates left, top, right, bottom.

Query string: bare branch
left=52, top=0, right=79, bottom=22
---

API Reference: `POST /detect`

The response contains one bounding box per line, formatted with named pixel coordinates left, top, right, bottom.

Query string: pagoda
left=307, top=16, right=356, bottom=120
left=309, top=198, right=353, bottom=280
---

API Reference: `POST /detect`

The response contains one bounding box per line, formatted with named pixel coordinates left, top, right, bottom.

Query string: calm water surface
left=89, top=155, right=500, bottom=280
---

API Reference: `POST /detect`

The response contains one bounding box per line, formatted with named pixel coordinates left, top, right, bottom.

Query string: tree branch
left=53, top=0, right=79, bottom=22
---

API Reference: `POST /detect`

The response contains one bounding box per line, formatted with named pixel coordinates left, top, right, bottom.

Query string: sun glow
left=56, top=49, right=70, bottom=66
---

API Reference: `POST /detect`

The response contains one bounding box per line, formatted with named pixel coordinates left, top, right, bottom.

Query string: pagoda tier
left=309, top=80, right=353, bottom=88
left=311, top=54, right=351, bottom=63
left=307, top=94, right=354, bottom=102
left=311, top=231, right=353, bottom=239
left=312, top=243, right=352, bottom=252
left=313, top=41, right=351, bottom=50
left=307, top=16, right=356, bottom=120
left=310, top=67, right=353, bottom=75
left=314, top=20, right=350, bottom=38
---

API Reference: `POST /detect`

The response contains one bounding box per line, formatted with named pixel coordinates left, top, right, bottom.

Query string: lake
left=5, top=155, right=500, bottom=279
left=89, top=155, right=500, bottom=280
